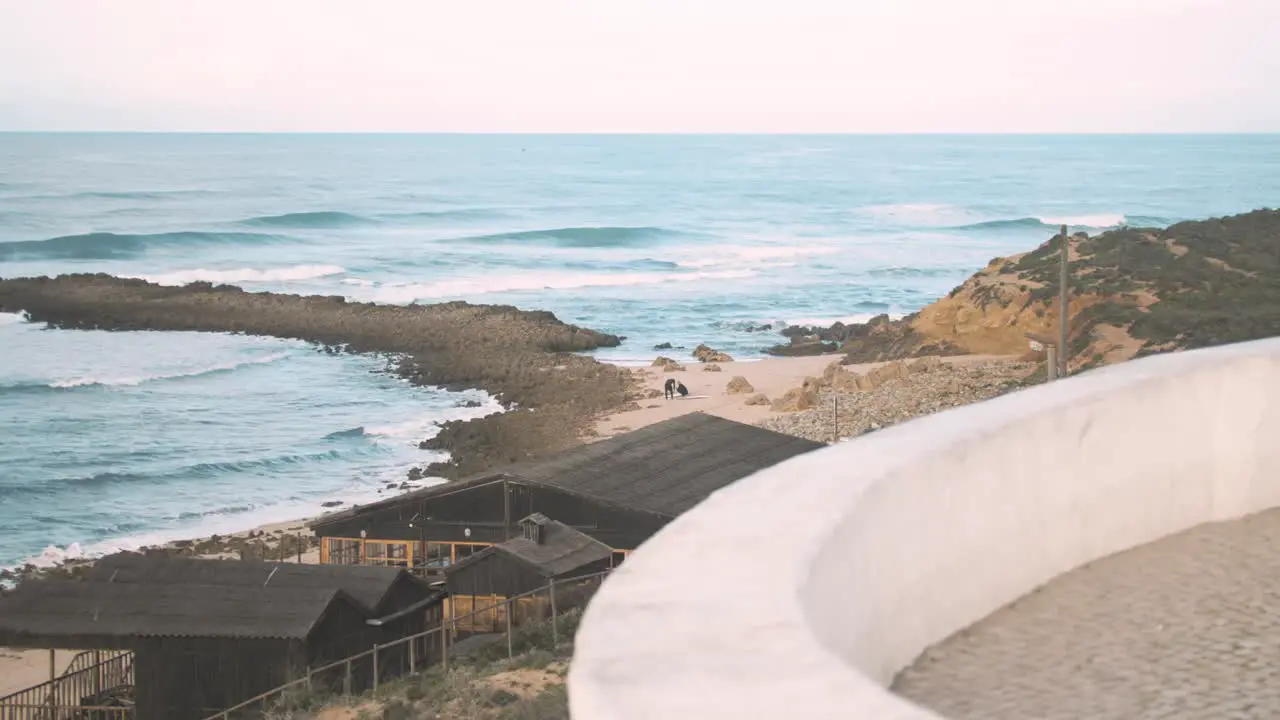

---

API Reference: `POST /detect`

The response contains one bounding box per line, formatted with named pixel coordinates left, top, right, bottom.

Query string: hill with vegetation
left=788, top=209, right=1280, bottom=374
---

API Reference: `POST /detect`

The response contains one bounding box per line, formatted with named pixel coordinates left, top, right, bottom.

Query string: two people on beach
left=664, top=378, right=689, bottom=400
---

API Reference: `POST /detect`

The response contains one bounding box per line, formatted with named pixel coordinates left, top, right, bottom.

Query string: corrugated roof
left=450, top=514, right=613, bottom=578
left=313, top=414, right=822, bottom=526
left=85, top=554, right=418, bottom=612
left=508, top=413, right=824, bottom=516
left=0, top=580, right=352, bottom=642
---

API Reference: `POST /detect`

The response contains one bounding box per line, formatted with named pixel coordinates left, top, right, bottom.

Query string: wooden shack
left=445, top=513, right=613, bottom=632
left=311, top=413, right=823, bottom=573
left=0, top=557, right=445, bottom=720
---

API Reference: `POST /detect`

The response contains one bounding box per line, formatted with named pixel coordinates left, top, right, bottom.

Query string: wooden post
left=409, top=634, right=416, bottom=674
left=1046, top=345, right=1058, bottom=382
left=372, top=644, right=379, bottom=692
left=297, top=533, right=303, bottom=563
left=93, top=650, right=102, bottom=696
left=49, top=649, right=56, bottom=712
left=503, top=478, right=511, bottom=541
left=1059, top=224, right=1069, bottom=378
left=441, top=612, right=450, bottom=673
left=832, top=394, right=839, bottom=444
left=549, top=579, right=559, bottom=648
left=506, top=599, right=514, bottom=659
left=343, top=659, right=352, bottom=696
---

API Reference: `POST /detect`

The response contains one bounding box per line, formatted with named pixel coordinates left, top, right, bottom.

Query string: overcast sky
left=1, top=0, right=1278, bottom=132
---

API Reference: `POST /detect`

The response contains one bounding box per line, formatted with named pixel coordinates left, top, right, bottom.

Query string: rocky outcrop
left=725, top=376, right=755, bottom=394
left=827, top=210, right=1280, bottom=373
left=771, top=377, right=822, bottom=413
left=693, top=343, right=733, bottom=363
left=744, top=393, right=770, bottom=406
left=703, top=364, right=723, bottom=372
left=653, top=342, right=673, bottom=350
left=0, top=274, right=632, bottom=478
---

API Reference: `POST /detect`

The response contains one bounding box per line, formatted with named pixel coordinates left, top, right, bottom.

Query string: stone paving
left=893, top=508, right=1280, bottom=719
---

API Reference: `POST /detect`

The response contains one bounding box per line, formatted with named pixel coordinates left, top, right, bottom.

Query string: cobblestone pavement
left=893, top=508, right=1280, bottom=719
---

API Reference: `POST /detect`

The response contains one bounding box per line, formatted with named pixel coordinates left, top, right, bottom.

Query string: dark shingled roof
left=85, top=554, right=420, bottom=612
left=314, top=413, right=823, bottom=526
left=0, top=580, right=356, bottom=644
left=450, top=513, right=613, bottom=578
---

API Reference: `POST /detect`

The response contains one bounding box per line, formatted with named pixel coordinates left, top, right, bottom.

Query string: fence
left=204, top=568, right=612, bottom=720
left=0, top=650, right=134, bottom=720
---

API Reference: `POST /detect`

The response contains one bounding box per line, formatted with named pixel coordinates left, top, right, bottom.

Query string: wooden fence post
left=506, top=598, right=514, bottom=660
left=549, top=579, right=559, bottom=649
left=372, top=644, right=379, bottom=692
left=409, top=635, right=416, bottom=674
left=343, top=659, right=352, bottom=696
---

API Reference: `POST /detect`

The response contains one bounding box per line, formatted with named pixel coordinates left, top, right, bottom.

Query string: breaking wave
left=453, top=226, right=680, bottom=248
left=137, top=264, right=345, bottom=286
left=0, top=231, right=291, bottom=261
left=1, top=352, right=291, bottom=393
left=952, top=214, right=1131, bottom=231
left=346, top=268, right=757, bottom=303
left=239, top=211, right=378, bottom=228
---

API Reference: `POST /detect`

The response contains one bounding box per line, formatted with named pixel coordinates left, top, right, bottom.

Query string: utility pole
left=1058, top=224, right=1070, bottom=378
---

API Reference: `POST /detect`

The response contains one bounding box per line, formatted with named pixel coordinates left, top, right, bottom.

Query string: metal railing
left=205, top=568, right=612, bottom=720
left=0, top=650, right=134, bottom=720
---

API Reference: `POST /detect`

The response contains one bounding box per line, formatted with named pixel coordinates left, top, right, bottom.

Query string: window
left=364, top=540, right=410, bottom=567
left=328, top=538, right=361, bottom=565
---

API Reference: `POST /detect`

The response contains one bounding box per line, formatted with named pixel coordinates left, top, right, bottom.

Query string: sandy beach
left=597, top=352, right=1015, bottom=438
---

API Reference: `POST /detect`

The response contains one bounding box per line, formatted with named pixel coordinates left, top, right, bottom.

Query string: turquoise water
left=2, top=133, right=1279, bottom=567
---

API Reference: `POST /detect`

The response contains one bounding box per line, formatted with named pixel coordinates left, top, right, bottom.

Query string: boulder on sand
left=693, top=343, right=734, bottom=363
left=652, top=356, right=685, bottom=372
left=744, top=393, right=770, bottom=406
left=703, top=364, right=723, bottom=372
left=771, top=377, right=822, bottom=412
left=725, top=376, right=755, bottom=395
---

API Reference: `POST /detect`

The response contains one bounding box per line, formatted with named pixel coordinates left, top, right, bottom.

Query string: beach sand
left=0, top=352, right=1006, bottom=693
left=596, top=353, right=1011, bottom=438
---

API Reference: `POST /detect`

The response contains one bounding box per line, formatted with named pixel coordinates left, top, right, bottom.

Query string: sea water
left=2, top=133, right=1279, bottom=568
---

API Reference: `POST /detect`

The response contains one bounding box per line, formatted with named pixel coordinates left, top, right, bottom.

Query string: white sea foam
left=0, top=311, right=29, bottom=326
left=347, top=268, right=758, bottom=303
left=47, top=351, right=291, bottom=389
left=1037, top=213, right=1126, bottom=228
left=676, top=244, right=838, bottom=269
left=857, top=203, right=978, bottom=226
left=365, top=394, right=504, bottom=445
left=138, top=264, right=346, bottom=286
left=785, top=313, right=906, bottom=327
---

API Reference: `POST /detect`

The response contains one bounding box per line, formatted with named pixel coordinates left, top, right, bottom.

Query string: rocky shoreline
left=0, top=274, right=635, bottom=479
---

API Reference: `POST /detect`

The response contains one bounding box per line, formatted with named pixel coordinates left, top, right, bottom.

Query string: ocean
left=2, top=133, right=1278, bottom=569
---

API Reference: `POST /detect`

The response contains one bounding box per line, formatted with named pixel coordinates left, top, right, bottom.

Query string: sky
left=1, top=0, right=1278, bottom=133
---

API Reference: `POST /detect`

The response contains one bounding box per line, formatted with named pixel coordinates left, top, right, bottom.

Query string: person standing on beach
left=664, top=377, right=676, bottom=400
left=676, top=381, right=689, bottom=398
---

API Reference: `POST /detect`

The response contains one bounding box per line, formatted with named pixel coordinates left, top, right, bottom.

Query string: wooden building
left=312, top=413, right=823, bottom=572
left=445, top=513, right=614, bottom=632
left=0, top=557, right=444, bottom=720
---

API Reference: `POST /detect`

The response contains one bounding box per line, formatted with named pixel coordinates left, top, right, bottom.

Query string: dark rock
left=321, top=500, right=344, bottom=508
left=407, top=467, right=424, bottom=481
left=653, top=342, right=673, bottom=350
left=765, top=341, right=839, bottom=357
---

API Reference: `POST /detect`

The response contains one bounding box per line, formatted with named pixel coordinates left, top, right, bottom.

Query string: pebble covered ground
left=758, top=359, right=1036, bottom=443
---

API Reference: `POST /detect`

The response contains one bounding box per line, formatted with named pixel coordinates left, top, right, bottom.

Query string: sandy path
left=596, top=353, right=1013, bottom=438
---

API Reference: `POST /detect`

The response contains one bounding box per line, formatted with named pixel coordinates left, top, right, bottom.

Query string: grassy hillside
left=833, top=209, right=1280, bottom=372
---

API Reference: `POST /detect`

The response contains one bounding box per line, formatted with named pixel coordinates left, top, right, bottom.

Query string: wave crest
left=346, top=268, right=756, bottom=303
left=0, top=231, right=291, bottom=261
left=454, top=226, right=678, bottom=248
left=239, top=211, right=377, bottom=228
left=137, top=264, right=345, bottom=286
left=0, top=352, right=291, bottom=393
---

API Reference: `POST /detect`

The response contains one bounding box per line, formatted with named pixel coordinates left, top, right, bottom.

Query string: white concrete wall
left=570, top=338, right=1280, bottom=720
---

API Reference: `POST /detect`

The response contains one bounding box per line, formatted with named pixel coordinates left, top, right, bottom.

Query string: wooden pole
left=506, top=599, right=514, bottom=659
left=1046, top=345, right=1058, bottom=382
left=550, top=578, right=559, bottom=648
left=343, top=659, right=352, bottom=696
left=409, top=633, right=416, bottom=674
left=833, top=394, right=839, bottom=444
left=503, top=478, right=511, bottom=541
left=372, top=644, right=379, bottom=692
left=1059, top=224, right=1070, bottom=378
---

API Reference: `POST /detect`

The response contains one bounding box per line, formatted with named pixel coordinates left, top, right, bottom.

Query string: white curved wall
left=570, top=338, right=1280, bottom=719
